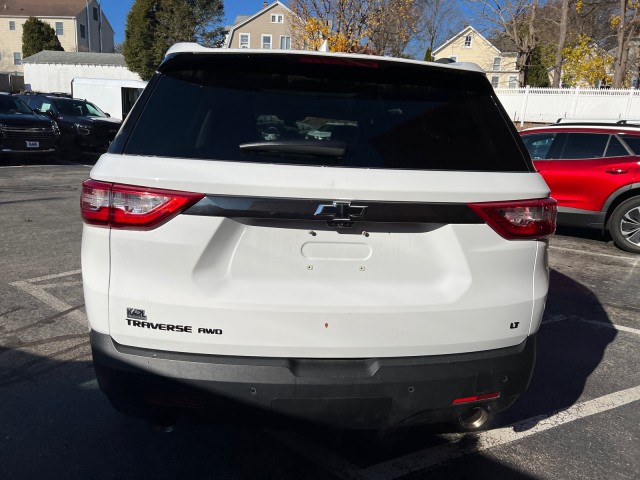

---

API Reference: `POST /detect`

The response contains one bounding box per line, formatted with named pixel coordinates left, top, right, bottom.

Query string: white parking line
left=579, top=317, right=640, bottom=336
left=10, top=269, right=87, bottom=326
left=543, top=313, right=640, bottom=336
left=365, top=385, right=640, bottom=479
left=549, top=245, right=640, bottom=262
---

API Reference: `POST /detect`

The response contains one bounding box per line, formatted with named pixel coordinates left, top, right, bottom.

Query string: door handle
left=605, top=169, right=628, bottom=174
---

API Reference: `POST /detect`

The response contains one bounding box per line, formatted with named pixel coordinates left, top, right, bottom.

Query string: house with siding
left=224, top=1, right=294, bottom=50
left=0, top=0, right=114, bottom=77
left=433, top=26, right=520, bottom=89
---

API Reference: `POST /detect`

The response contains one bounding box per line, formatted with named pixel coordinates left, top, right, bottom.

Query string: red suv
left=520, top=121, right=640, bottom=253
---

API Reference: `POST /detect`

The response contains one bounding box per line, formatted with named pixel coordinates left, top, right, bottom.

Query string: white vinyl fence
left=494, top=87, right=640, bottom=125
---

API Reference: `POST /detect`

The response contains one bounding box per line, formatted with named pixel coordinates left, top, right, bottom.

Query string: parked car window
left=520, top=133, right=556, bottom=159
left=618, top=134, right=640, bottom=155
left=0, top=95, right=32, bottom=114
left=0, top=95, right=33, bottom=114
left=23, top=98, right=40, bottom=110
left=124, top=56, right=529, bottom=172
left=560, top=133, right=608, bottom=159
left=53, top=99, right=106, bottom=117
left=605, top=136, right=630, bottom=157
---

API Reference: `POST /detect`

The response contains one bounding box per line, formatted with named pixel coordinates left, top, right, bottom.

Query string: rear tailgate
left=94, top=158, right=550, bottom=357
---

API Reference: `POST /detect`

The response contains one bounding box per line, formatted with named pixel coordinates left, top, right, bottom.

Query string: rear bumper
left=91, top=330, right=536, bottom=429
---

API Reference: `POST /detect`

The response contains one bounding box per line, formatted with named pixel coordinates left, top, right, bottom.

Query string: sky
left=101, top=0, right=264, bottom=44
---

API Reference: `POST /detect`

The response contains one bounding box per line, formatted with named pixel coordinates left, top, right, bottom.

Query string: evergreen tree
left=527, top=45, right=551, bottom=87
left=22, top=17, right=64, bottom=58
left=424, top=47, right=432, bottom=62
left=157, top=0, right=225, bottom=48
left=122, top=0, right=163, bottom=81
left=123, top=0, right=225, bottom=81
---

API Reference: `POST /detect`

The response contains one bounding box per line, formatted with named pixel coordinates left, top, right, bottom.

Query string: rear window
left=619, top=134, right=640, bottom=155
left=122, top=54, right=530, bottom=172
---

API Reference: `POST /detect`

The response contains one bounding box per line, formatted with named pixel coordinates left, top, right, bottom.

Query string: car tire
left=609, top=197, right=640, bottom=253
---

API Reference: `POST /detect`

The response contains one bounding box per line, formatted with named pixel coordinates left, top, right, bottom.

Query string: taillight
left=81, top=179, right=204, bottom=230
left=81, top=180, right=111, bottom=225
left=468, top=198, right=557, bottom=240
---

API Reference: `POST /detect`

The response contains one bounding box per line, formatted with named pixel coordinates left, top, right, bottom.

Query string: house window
left=55, top=22, right=64, bottom=35
left=80, top=24, right=86, bottom=38
left=508, top=75, right=518, bottom=88
left=271, top=14, right=284, bottom=23
left=9, top=21, right=15, bottom=31
left=239, top=33, right=250, bottom=48
left=280, top=35, right=291, bottom=49
left=262, top=34, right=272, bottom=49
left=491, top=76, right=499, bottom=88
left=93, top=6, right=99, bottom=21
left=13, top=52, right=21, bottom=65
left=493, top=57, right=501, bottom=70
left=464, top=34, right=472, bottom=47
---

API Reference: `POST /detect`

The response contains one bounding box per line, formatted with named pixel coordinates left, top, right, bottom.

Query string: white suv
left=81, top=44, right=556, bottom=430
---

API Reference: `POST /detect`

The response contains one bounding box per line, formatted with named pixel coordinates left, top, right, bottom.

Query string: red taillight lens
left=81, top=179, right=204, bottom=230
left=81, top=179, right=111, bottom=225
left=468, top=198, right=557, bottom=240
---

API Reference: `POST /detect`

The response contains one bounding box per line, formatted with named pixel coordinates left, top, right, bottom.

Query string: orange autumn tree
left=289, top=0, right=419, bottom=56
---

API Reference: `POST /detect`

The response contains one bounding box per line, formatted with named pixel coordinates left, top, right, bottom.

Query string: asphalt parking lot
left=1, top=161, right=639, bottom=480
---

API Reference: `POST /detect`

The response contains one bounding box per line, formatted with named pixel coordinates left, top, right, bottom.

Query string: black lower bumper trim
left=91, top=330, right=536, bottom=428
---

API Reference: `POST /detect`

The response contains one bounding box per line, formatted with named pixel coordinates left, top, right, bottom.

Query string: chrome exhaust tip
left=458, top=406, right=490, bottom=431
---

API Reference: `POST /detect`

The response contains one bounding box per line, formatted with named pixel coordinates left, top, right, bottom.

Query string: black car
left=0, top=95, right=60, bottom=158
left=17, top=94, right=121, bottom=156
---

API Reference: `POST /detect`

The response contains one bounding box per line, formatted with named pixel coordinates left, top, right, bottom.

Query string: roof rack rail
left=554, top=117, right=640, bottom=126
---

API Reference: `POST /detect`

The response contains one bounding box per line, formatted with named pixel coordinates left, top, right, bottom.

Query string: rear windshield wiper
left=239, top=140, right=347, bottom=158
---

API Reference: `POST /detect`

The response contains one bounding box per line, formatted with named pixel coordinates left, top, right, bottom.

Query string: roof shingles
left=0, top=0, right=91, bottom=17
left=22, top=51, right=127, bottom=67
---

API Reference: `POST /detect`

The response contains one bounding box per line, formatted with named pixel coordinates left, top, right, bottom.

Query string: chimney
left=263, top=2, right=268, bottom=8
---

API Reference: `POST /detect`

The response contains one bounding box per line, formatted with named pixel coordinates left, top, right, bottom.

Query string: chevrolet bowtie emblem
left=314, top=201, right=368, bottom=221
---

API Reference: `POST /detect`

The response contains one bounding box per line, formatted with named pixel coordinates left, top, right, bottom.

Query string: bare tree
left=551, top=0, right=571, bottom=87
left=369, top=0, right=421, bottom=56
left=465, top=0, right=538, bottom=86
left=417, top=0, right=463, bottom=58
left=536, top=0, right=618, bottom=87
left=612, top=0, right=640, bottom=87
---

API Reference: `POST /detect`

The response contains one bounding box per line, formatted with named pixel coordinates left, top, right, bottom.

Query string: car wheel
left=609, top=197, right=640, bottom=253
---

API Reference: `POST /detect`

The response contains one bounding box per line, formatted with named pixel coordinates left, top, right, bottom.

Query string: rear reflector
left=452, top=392, right=501, bottom=405
left=81, top=179, right=204, bottom=230
left=468, top=198, right=557, bottom=240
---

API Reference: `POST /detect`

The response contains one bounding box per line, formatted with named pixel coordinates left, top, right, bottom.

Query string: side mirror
left=33, top=108, right=41, bottom=114
left=104, top=112, right=111, bottom=118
